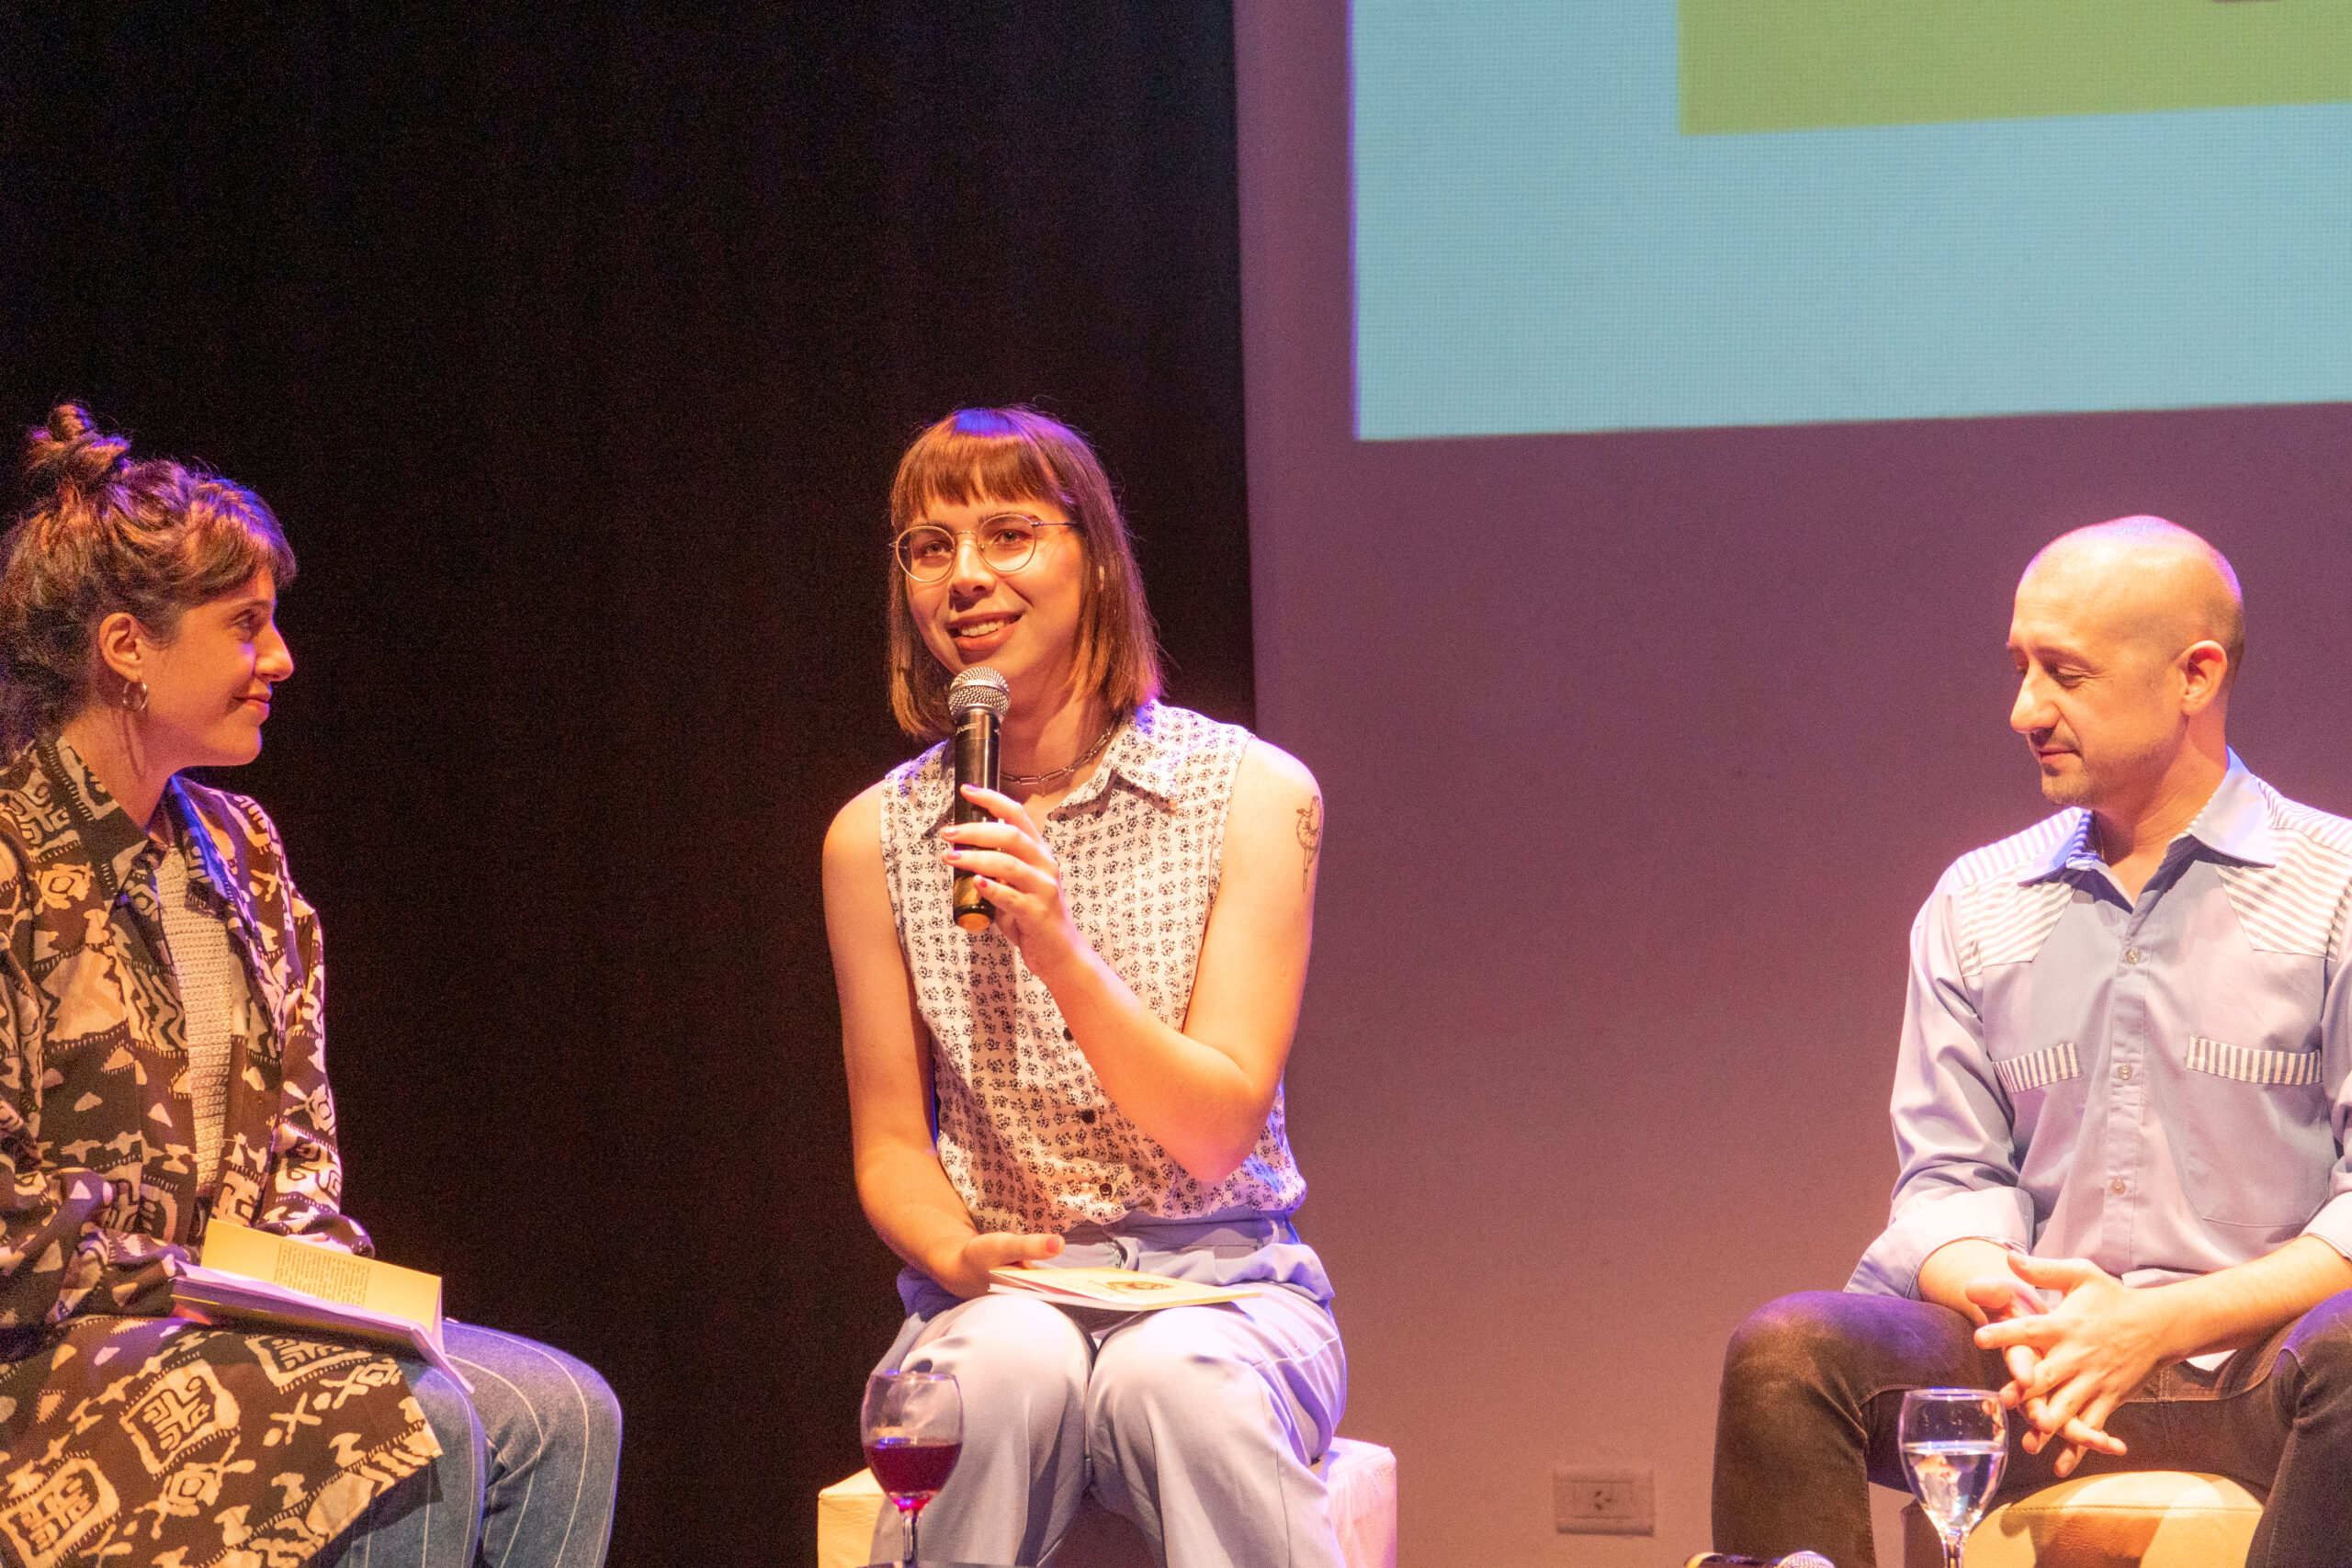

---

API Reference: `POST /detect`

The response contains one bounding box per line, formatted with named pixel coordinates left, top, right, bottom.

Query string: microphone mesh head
left=946, top=665, right=1011, bottom=721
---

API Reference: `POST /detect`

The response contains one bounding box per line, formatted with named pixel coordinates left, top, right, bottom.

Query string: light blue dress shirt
left=1850, top=754, right=2352, bottom=1299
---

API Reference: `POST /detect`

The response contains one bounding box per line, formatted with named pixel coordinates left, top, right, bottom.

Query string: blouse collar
left=916, top=700, right=1177, bottom=832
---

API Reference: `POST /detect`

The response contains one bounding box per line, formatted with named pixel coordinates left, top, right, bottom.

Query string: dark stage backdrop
left=1, top=7, right=1252, bottom=1565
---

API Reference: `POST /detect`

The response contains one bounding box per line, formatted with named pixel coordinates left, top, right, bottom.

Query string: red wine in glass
left=865, top=1436, right=963, bottom=1499
left=863, top=1371, right=963, bottom=1562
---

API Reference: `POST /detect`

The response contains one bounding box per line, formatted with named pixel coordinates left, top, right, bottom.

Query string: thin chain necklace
left=1004, top=716, right=1120, bottom=786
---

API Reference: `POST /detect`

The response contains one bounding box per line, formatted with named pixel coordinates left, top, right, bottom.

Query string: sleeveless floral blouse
left=878, top=702, right=1308, bottom=1235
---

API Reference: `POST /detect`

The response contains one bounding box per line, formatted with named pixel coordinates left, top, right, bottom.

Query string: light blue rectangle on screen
left=1351, top=2, right=2352, bottom=439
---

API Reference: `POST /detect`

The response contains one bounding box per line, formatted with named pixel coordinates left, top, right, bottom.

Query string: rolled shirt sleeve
left=2300, top=1193, right=2352, bottom=1263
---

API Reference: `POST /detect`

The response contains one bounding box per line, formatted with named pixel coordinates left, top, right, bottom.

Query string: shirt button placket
left=2104, top=917, right=2149, bottom=1259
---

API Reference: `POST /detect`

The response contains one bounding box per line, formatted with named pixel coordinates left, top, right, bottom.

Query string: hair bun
left=23, top=403, right=130, bottom=499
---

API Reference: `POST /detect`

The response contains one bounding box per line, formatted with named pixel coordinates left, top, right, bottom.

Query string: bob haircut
left=887, top=407, right=1161, bottom=741
left=0, top=403, right=297, bottom=751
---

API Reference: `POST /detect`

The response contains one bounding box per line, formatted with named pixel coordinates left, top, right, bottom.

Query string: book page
left=269, top=1240, right=375, bottom=1305
left=173, top=1268, right=467, bottom=1389
left=200, top=1221, right=443, bottom=1332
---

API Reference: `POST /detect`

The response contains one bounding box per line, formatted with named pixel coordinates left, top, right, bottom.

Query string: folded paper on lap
left=987, top=1265, right=1258, bottom=1311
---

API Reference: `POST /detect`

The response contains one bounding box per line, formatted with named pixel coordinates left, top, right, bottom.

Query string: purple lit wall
left=1237, top=6, right=2352, bottom=1564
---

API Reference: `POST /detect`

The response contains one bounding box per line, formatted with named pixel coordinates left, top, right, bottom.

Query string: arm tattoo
left=1295, top=795, right=1322, bottom=888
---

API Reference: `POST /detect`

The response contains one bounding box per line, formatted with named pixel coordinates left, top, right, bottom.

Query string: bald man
left=1709, top=519, right=2352, bottom=1567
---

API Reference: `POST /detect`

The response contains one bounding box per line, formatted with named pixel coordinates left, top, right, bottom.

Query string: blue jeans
left=318, top=1322, right=623, bottom=1568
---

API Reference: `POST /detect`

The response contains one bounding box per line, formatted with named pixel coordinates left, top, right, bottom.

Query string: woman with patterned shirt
left=0, top=407, right=620, bottom=1568
left=824, top=407, right=1347, bottom=1568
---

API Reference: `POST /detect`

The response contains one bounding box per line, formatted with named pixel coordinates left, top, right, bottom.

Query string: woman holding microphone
left=824, top=407, right=1347, bottom=1567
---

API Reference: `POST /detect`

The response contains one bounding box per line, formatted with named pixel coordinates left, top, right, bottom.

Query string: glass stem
left=1943, top=1534, right=1965, bottom=1568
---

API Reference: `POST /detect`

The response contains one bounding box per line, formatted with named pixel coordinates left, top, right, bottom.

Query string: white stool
left=1901, top=1471, right=2261, bottom=1567
left=819, top=1435, right=1398, bottom=1568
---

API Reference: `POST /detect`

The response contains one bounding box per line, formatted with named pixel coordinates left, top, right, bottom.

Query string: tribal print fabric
left=879, top=703, right=1307, bottom=1235
left=1, top=1316, right=435, bottom=1568
left=0, top=740, right=434, bottom=1566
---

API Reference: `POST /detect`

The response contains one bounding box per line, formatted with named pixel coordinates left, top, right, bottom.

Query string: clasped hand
left=940, top=784, right=1085, bottom=969
left=1971, top=1253, right=2171, bottom=1476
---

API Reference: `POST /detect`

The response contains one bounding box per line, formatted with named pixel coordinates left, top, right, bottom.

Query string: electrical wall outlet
left=1554, top=1466, right=1655, bottom=1536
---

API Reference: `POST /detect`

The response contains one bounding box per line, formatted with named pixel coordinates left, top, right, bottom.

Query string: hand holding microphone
left=941, top=668, right=1087, bottom=970
left=946, top=667, right=1009, bottom=931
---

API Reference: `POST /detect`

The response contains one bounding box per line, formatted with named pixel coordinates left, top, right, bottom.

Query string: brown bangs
left=890, top=413, right=1069, bottom=530
left=176, top=476, right=299, bottom=601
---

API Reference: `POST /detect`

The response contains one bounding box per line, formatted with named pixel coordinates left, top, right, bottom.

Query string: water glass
left=1899, top=1386, right=2007, bottom=1568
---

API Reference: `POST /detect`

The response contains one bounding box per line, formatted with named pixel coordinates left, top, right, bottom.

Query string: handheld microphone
left=946, top=666, right=1010, bottom=932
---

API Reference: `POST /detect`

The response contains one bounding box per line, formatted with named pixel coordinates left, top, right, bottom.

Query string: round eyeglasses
left=892, top=514, right=1074, bottom=583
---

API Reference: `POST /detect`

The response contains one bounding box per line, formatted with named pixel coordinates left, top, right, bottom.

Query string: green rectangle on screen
left=1680, top=0, right=2352, bottom=134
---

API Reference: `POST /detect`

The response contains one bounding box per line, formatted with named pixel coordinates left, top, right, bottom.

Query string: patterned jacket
left=0, top=738, right=363, bottom=1342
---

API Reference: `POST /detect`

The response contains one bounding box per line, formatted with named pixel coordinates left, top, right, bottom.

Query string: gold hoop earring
left=120, top=678, right=148, bottom=716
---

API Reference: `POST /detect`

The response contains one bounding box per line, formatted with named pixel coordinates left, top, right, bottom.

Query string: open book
left=988, top=1265, right=1258, bottom=1311
left=171, top=1220, right=468, bottom=1387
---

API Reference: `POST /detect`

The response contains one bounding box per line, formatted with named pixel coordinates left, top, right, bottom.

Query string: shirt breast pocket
left=2174, top=1034, right=2331, bottom=1230
left=1988, top=1041, right=2084, bottom=1161
left=1991, top=1041, right=2083, bottom=1098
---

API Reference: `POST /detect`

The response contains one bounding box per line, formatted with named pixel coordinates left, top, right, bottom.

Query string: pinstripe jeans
left=318, top=1322, right=623, bottom=1568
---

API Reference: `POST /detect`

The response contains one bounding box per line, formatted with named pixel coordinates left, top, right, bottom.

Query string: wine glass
left=862, top=1370, right=963, bottom=1564
left=1899, top=1386, right=2008, bottom=1568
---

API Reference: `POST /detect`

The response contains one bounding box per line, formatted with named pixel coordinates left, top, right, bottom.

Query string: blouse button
left=1078, top=1110, right=1095, bottom=1123
left=1062, top=1027, right=1074, bottom=1041
left=2109, top=1178, right=2128, bottom=1196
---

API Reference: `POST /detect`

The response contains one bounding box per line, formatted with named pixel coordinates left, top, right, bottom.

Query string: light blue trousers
left=872, top=1216, right=1348, bottom=1568
left=318, top=1322, right=623, bottom=1568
